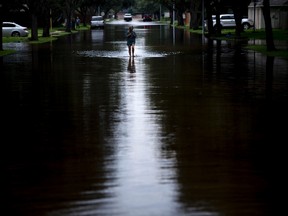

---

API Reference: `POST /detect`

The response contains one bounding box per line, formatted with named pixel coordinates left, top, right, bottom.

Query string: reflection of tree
left=265, top=56, right=274, bottom=99
left=146, top=44, right=276, bottom=215
left=3, top=36, right=117, bottom=215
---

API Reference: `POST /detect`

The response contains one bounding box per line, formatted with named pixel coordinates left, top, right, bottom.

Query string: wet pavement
left=1, top=21, right=288, bottom=216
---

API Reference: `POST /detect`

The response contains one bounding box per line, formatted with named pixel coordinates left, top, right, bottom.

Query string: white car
left=90, top=16, right=104, bottom=29
left=2, top=22, right=29, bottom=37
left=124, top=13, right=132, bottom=22
left=206, top=14, right=254, bottom=30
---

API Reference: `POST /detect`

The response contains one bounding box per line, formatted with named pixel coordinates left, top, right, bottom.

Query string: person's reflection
left=127, top=56, right=136, bottom=73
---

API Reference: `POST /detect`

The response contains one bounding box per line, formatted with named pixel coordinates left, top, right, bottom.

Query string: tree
left=213, top=0, right=223, bottom=36
left=0, top=3, right=4, bottom=51
left=205, top=0, right=254, bottom=36
left=58, top=0, right=82, bottom=32
left=18, top=0, right=54, bottom=40
left=123, top=0, right=135, bottom=9
left=222, top=0, right=251, bottom=37
left=21, top=0, right=44, bottom=41
left=158, top=0, right=186, bottom=26
left=41, top=0, right=58, bottom=37
left=134, top=0, right=161, bottom=19
left=262, top=0, right=275, bottom=51
left=205, top=0, right=216, bottom=35
left=76, top=0, right=101, bottom=26
left=189, top=0, right=201, bottom=29
left=100, top=0, right=125, bottom=19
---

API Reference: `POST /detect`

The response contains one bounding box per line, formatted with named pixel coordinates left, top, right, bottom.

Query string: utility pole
left=202, top=0, right=205, bottom=43
left=172, top=0, right=175, bottom=45
left=50, top=9, right=52, bottom=33
left=0, top=3, right=3, bottom=51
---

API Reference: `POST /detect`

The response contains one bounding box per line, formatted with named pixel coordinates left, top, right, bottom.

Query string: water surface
left=2, top=22, right=288, bottom=216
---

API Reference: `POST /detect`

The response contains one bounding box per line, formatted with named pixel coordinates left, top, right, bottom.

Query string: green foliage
left=242, top=29, right=288, bottom=41
left=245, top=45, right=288, bottom=59
left=2, top=37, right=29, bottom=43
left=0, top=49, right=17, bottom=57
left=135, top=0, right=161, bottom=13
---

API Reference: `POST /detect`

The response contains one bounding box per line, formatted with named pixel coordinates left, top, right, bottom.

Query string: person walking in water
left=126, top=26, right=137, bottom=57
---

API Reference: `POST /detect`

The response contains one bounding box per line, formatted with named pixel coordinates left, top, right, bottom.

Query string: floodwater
left=1, top=21, right=288, bottom=216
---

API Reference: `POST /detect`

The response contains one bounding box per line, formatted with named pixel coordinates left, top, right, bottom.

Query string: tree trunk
left=42, top=11, right=50, bottom=37
left=42, top=23, right=50, bottom=37
left=81, top=11, right=87, bottom=27
left=205, top=2, right=214, bottom=36
left=190, top=0, right=199, bottom=29
left=0, top=6, right=3, bottom=51
left=215, top=12, right=221, bottom=36
left=262, top=0, right=276, bottom=51
left=233, top=10, right=243, bottom=37
left=31, top=14, right=38, bottom=41
left=66, top=13, right=72, bottom=32
left=170, top=8, right=174, bottom=25
left=177, top=10, right=185, bottom=26
left=64, top=1, right=72, bottom=33
left=71, top=17, right=76, bottom=30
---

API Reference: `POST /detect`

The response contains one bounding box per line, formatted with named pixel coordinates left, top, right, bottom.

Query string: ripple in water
left=76, top=50, right=181, bottom=58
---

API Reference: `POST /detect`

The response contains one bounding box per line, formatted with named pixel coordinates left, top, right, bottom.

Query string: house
left=248, top=0, right=288, bottom=29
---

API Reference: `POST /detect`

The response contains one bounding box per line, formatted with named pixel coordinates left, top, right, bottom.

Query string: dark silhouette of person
left=126, top=26, right=137, bottom=57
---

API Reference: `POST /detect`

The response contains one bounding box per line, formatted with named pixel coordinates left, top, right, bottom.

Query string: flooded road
left=2, top=22, right=288, bottom=216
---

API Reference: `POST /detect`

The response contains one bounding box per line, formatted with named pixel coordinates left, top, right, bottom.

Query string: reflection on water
left=1, top=24, right=288, bottom=216
left=127, top=57, right=136, bottom=73
left=110, top=56, right=180, bottom=216
left=76, top=49, right=180, bottom=58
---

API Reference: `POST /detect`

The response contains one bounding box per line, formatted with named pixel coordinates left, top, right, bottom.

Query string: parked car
left=2, top=22, right=29, bottom=37
left=143, top=14, right=152, bottom=22
left=205, top=14, right=254, bottom=30
left=124, top=13, right=132, bottom=22
left=90, top=16, right=104, bottom=29
left=241, top=16, right=254, bottom=30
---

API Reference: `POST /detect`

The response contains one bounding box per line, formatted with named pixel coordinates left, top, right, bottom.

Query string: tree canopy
left=1, top=0, right=276, bottom=51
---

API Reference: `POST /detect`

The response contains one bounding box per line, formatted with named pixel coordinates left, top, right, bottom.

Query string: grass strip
left=0, top=49, right=16, bottom=56
left=245, top=45, right=288, bottom=59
